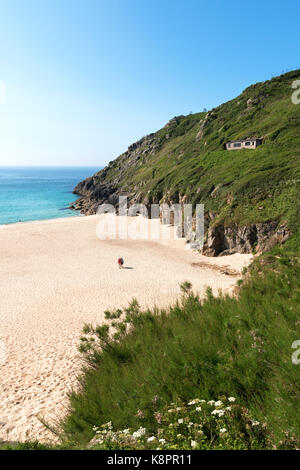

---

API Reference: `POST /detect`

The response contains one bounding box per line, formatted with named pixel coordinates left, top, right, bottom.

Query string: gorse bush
left=61, top=251, right=300, bottom=449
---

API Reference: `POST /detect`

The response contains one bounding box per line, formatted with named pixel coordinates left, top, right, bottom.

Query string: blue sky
left=0, top=0, right=299, bottom=167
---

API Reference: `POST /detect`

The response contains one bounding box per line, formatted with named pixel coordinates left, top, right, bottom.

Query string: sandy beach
left=0, top=215, right=252, bottom=442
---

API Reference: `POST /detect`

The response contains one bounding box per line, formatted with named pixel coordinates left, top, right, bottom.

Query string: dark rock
left=202, top=220, right=290, bottom=256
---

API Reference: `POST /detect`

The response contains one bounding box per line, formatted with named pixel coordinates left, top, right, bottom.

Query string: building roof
left=226, top=138, right=262, bottom=144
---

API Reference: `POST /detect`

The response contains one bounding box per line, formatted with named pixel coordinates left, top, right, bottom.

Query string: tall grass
left=61, top=251, right=300, bottom=448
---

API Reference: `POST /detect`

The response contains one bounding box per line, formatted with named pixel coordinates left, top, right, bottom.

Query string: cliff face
left=72, top=69, right=300, bottom=255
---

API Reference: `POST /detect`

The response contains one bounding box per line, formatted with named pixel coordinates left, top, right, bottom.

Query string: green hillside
left=73, top=69, right=300, bottom=254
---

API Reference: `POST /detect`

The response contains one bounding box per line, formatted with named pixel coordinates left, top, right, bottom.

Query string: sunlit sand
left=0, top=215, right=252, bottom=442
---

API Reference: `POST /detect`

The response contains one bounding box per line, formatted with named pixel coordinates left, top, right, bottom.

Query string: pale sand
left=0, top=215, right=252, bottom=442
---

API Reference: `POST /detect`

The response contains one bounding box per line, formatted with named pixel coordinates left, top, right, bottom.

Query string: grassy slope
left=89, top=69, right=300, bottom=238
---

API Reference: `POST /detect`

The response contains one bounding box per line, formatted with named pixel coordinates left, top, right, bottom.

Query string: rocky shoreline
left=70, top=179, right=290, bottom=257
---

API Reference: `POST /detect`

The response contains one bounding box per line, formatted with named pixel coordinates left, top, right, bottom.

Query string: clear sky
left=0, top=0, right=299, bottom=167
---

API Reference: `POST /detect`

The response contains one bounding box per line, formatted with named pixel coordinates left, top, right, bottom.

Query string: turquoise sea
left=0, top=166, right=99, bottom=225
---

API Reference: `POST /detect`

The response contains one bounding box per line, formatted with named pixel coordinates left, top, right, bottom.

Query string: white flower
left=178, top=419, right=183, bottom=424
left=220, top=428, right=227, bottom=433
left=211, top=409, right=225, bottom=416
left=226, top=406, right=232, bottom=411
left=132, top=427, right=146, bottom=439
left=191, top=440, right=197, bottom=448
left=147, top=436, right=156, bottom=443
left=195, top=407, right=201, bottom=412
left=207, top=400, right=215, bottom=405
left=188, top=400, right=196, bottom=405
left=176, top=407, right=182, bottom=411
left=199, top=400, right=206, bottom=403
left=188, top=422, right=194, bottom=428
left=168, top=409, right=175, bottom=413
left=214, top=400, right=223, bottom=407
left=251, top=420, right=260, bottom=426
left=159, top=438, right=166, bottom=444
left=122, top=428, right=130, bottom=434
left=228, top=397, right=236, bottom=402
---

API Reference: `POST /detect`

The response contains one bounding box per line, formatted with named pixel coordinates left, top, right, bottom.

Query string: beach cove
left=0, top=215, right=252, bottom=442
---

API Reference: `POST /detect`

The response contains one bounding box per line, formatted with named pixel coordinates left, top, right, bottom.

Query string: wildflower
left=188, top=400, right=197, bottom=405
left=220, top=428, right=227, bottom=433
left=137, top=409, right=144, bottom=418
left=226, top=406, right=232, bottom=411
left=152, top=395, right=159, bottom=404
left=228, top=397, right=236, bottom=402
left=159, top=438, right=166, bottom=444
left=197, top=429, right=204, bottom=435
left=168, top=409, right=175, bottom=413
left=207, top=400, right=215, bottom=405
left=177, top=434, right=183, bottom=438
left=188, top=398, right=201, bottom=405
left=251, top=420, right=260, bottom=426
left=214, top=400, right=223, bottom=407
left=122, top=429, right=130, bottom=434
left=178, top=419, right=183, bottom=424
left=155, top=412, right=162, bottom=424
left=188, top=422, right=194, bottom=428
left=191, top=440, right=197, bottom=448
left=195, top=407, right=201, bottom=412
left=132, top=427, right=146, bottom=439
left=147, top=436, right=156, bottom=443
left=176, top=407, right=182, bottom=411
left=211, top=409, right=225, bottom=416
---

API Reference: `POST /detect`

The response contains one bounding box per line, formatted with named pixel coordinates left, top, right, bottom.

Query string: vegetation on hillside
left=74, top=69, right=300, bottom=250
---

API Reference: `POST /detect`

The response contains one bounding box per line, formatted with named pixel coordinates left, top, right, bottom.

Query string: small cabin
left=226, top=138, right=262, bottom=150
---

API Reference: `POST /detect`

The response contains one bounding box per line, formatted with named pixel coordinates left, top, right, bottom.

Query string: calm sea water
left=0, top=166, right=100, bottom=225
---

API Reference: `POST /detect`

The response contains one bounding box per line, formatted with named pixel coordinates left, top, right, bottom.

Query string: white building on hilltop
left=226, top=138, right=262, bottom=150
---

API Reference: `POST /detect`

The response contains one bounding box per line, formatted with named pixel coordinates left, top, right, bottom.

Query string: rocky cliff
left=71, top=69, right=300, bottom=255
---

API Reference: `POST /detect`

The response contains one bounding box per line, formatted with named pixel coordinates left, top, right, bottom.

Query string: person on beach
left=118, top=257, right=124, bottom=269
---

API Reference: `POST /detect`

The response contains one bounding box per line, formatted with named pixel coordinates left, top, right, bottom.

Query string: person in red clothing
left=118, top=257, right=124, bottom=269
